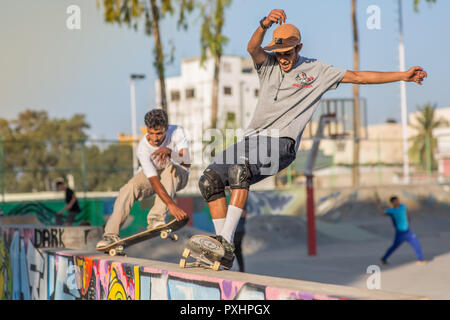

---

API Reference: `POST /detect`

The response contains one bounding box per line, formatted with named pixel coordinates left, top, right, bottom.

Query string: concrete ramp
left=0, top=225, right=427, bottom=300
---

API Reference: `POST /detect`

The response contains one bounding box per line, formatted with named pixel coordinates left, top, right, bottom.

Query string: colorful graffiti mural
left=45, top=253, right=344, bottom=300
left=0, top=226, right=100, bottom=300
left=0, top=226, right=346, bottom=300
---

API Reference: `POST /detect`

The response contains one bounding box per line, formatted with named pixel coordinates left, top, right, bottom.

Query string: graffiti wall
left=0, top=226, right=346, bottom=300
left=10, top=251, right=346, bottom=300
left=0, top=226, right=101, bottom=300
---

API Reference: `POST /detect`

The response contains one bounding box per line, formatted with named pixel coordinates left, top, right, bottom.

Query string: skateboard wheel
left=179, top=259, right=186, bottom=268
left=160, top=231, right=168, bottom=239
left=182, top=248, right=190, bottom=258
left=171, top=234, right=178, bottom=241
left=212, top=261, right=220, bottom=271
left=109, top=248, right=117, bottom=256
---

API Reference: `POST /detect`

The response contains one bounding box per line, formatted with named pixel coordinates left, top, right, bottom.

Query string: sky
left=1, top=0, right=449, bottom=139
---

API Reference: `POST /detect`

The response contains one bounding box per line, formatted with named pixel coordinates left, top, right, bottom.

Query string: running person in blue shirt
left=375, top=194, right=426, bottom=265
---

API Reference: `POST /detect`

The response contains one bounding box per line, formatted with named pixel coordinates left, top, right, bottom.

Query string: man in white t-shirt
left=96, top=109, right=191, bottom=248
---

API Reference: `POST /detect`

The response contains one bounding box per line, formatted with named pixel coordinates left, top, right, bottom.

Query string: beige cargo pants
left=104, top=163, right=189, bottom=236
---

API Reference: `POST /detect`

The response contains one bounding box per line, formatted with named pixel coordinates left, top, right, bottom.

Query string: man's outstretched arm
left=341, top=66, right=428, bottom=85
left=247, top=9, right=286, bottom=67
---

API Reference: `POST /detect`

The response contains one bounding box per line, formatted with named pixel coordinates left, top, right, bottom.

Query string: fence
left=0, top=138, right=134, bottom=198
left=281, top=135, right=442, bottom=188
left=0, top=135, right=443, bottom=201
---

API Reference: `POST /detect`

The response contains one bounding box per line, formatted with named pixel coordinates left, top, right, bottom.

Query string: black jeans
left=206, top=136, right=296, bottom=187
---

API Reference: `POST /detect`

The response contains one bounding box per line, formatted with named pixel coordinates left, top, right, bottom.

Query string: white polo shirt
left=137, top=125, right=190, bottom=178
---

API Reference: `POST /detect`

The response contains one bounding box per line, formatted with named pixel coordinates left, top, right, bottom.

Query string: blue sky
left=1, top=0, right=449, bottom=139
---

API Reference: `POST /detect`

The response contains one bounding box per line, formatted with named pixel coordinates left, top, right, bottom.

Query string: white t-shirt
left=137, top=125, right=190, bottom=178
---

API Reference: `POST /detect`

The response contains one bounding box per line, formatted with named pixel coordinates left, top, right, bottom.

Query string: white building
left=155, top=55, right=275, bottom=192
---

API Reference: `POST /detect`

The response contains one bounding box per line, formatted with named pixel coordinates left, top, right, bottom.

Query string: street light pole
left=129, top=74, right=146, bottom=176
left=398, top=0, right=410, bottom=184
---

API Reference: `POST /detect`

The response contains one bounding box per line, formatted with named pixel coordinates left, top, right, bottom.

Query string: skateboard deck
left=179, top=234, right=226, bottom=271
left=97, top=217, right=189, bottom=256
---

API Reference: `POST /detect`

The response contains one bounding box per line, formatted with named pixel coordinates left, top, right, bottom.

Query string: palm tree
left=409, top=103, right=448, bottom=170
left=199, top=0, right=232, bottom=129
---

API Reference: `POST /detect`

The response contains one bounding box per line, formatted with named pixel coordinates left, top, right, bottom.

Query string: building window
left=242, top=67, right=252, bottom=74
left=254, top=89, right=259, bottom=97
left=224, top=86, right=232, bottom=95
left=185, top=88, right=195, bottom=99
left=170, top=90, right=180, bottom=102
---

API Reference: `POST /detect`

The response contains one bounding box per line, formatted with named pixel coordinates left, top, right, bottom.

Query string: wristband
left=260, top=17, right=269, bottom=31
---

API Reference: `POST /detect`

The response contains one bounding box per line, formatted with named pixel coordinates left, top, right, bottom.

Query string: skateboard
left=179, top=234, right=226, bottom=271
left=97, top=217, right=189, bottom=256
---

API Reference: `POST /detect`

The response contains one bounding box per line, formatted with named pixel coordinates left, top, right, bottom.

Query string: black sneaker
left=212, top=235, right=235, bottom=269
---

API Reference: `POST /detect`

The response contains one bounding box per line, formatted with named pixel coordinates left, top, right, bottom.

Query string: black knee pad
left=198, top=169, right=225, bottom=202
left=228, top=163, right=251, bottom=190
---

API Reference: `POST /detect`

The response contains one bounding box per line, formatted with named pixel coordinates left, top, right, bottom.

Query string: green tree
left=0, top=110, right=139, bottom=193
left=11, top=110, right=56, bottom=192
left=413, top=0, right=436, bottom=12
left=199, top=0, right=232, bottom=129
left=97, top=0, right=195, bottom=113
left=50, top=114, right=90, bottom=190
left=0, top=118, right=19, bottom=193
left=409, top=103, right=448, bottom=170
left=0, top=110, right=91, bottom=193
left=95, top=143, right=133, bottom=191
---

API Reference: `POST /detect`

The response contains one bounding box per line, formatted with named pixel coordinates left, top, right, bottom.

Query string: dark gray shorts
left=206, top=136, right=296, bottom=187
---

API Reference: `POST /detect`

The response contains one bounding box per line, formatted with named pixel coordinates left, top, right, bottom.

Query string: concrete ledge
left=0, top=226, right=428, bottom=300
left=52, top=250, right=426, bottom=300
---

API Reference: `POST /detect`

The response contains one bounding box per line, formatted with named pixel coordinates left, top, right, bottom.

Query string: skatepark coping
left=0, top=225, right=429, bottom=300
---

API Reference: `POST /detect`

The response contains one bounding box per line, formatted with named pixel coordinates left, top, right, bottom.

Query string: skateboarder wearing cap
left=96, top=109, right=190, bottom=249
left=194, top=8, right=428, bottom=269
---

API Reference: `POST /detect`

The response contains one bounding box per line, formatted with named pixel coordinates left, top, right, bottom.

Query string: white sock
left=219, top=205, right=243, bottom=244
left=212, top=218, right=226, bottom=234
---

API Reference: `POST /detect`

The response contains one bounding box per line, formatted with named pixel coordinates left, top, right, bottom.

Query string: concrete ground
left=124, top=185, right=450, bottom=299
left=239, top=232, right=450, bottom=300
